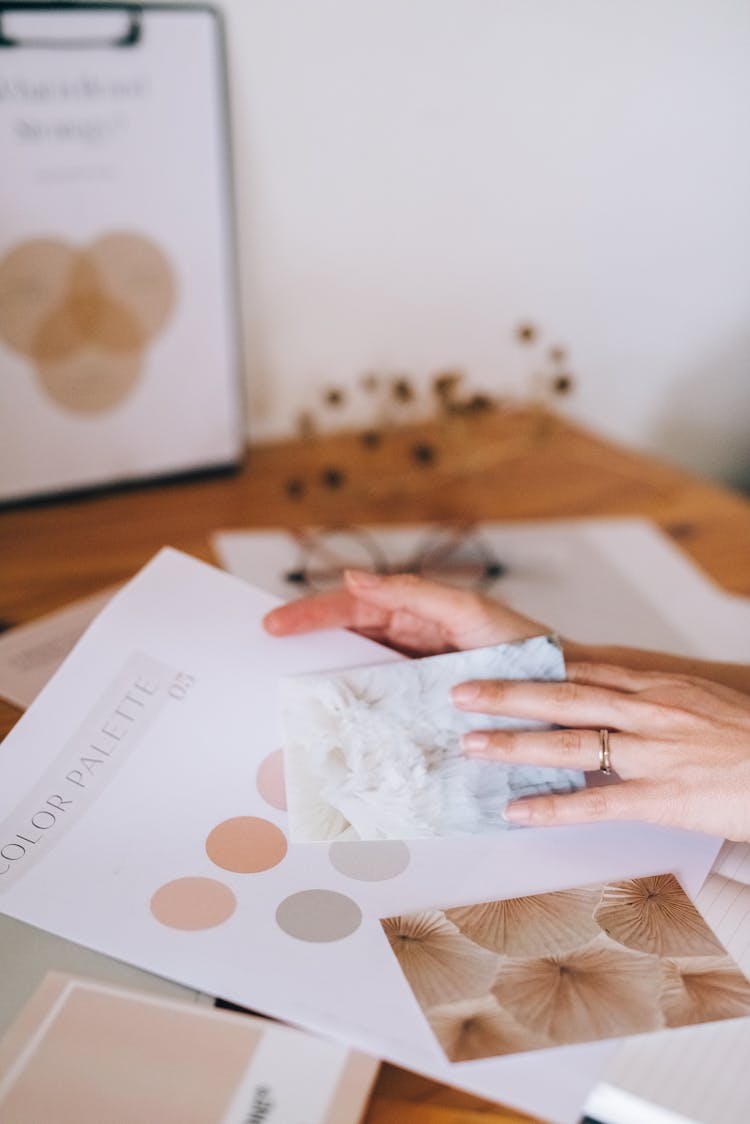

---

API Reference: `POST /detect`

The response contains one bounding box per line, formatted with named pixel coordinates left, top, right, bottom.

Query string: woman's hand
left=263, top=570, right=546, bottom=656
left=454, top=662, right=750, bottom=842
left=264, top=571, right=750, bottom=839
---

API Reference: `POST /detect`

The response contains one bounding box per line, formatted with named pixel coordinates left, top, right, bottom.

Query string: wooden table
left=2, top=407, right=750, bottom=1124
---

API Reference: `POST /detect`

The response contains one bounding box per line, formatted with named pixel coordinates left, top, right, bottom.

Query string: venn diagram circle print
left=0, top=233, right=175, bottom=413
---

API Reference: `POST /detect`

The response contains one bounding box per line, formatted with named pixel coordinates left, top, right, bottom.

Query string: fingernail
left=503, top=801, right=532, bottom=824
left=345, top=569, right=380, bottom=588
left=262, top=612, right=283, bottom=635
left=462, top=732, right=489, bottom=754
left=452, top=682, right=479, bottom=705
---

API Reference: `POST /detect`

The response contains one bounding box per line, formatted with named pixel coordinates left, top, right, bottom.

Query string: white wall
left=217, top=2, right=750, bottom=482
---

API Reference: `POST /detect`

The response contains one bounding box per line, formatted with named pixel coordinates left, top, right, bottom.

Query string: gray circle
left=329, top=840, right=411, bottom=882
left=275, top=889, right=362, bottom=943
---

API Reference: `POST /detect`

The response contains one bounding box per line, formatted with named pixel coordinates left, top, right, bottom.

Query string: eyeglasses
left=284, top=525, right=506, bottom=593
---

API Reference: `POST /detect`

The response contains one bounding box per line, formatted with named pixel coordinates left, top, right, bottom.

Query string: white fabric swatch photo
left=281, top=635, right=583, bottom=842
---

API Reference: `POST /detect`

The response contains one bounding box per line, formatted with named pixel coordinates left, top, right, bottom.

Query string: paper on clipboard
left=0, top=3, right=243, bottom=501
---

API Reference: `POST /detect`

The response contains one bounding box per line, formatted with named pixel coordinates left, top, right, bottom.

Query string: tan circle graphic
left=0, top=232, right=176, bottom=413
left=256, top=749, right=287, bottom=811
left=0, top=238, right=75, bottom=355
left=150, top=876, right=236, bottom=931
left=88, top=232, right=174, bottom=339
left=205, top=816, right=288, bottom=874
left=37, top=346, right=143, bottom=414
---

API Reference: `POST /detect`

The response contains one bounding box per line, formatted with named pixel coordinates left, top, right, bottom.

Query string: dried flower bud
left=321, top=467, right=346, bottom=490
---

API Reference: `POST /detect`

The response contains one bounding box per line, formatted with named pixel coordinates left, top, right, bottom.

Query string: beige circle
left=205, top=816, right=288, bottom=874
left=150, top=876, right=236, bottom=930
left=329, top=840, right=410, bottom=882
left=36, top=345, right=142, bottom=413
left=275, top=889, right=362, bottom=942
left=33, top=255, right=145, bottom=362
left=0, top=238, right=76, bottom=356
left=88, top=231, right=176, bottom=338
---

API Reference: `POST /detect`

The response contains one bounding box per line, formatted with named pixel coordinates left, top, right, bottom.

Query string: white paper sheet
left=211, top=519, right=750, bottom=662
left=0, top=588, right=117, bottom=710
left=0, top=548, right=722, bottom=1124
left=0, top=590, right=214, bottom=1023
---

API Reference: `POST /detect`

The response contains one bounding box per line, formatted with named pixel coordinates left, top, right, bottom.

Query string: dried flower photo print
left=380, top=874, right=750, bottom=1061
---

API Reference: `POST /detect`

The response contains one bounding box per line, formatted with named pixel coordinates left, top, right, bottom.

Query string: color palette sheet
left=0, top=549, right=723, bottom=1124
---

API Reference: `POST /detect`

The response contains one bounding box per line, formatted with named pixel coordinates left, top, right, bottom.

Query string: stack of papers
left=0, top=543, right=731, bottom=1124
left=0, top=518, right=748, bottom=1123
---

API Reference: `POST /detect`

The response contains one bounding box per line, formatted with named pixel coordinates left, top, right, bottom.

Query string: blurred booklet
left=0, top=972, right=379, bottom=1124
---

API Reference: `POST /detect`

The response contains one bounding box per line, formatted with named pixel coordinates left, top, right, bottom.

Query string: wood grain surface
left=2, top=408, right=749, bottom=1124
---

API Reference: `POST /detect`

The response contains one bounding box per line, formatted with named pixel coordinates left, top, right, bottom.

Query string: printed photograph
left=381, top=873, right=750, bottom=1061
left=281, top=635, right=583, bottom=842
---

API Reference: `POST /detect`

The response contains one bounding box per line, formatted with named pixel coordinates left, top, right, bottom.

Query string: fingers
left=503, top=780, right=665, bottom=828
left=263, top=588, right=388, bottom=636
left=262, top=584, right=459, bottom=653
left=379, top=610, right=456, bottom=656
left=451, top=678, right=659, bottom=735
left=462, top=727, right=640, bottom=777
left=568, top=661, right=750, bottom=719
left=344, top=570, right=486, bottom=634
left=263, top=570, right=546, bottom=650
left=345, top=571, right=544, bottom=648
left=566, top=661, right=677, bottom=692
left=262, top=571, right=473, bottom=639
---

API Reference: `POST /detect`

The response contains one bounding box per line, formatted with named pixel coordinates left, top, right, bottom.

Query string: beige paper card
left=381, top=873, right=750, bottom=1062
left=0, top=972, right=379, bottom=1124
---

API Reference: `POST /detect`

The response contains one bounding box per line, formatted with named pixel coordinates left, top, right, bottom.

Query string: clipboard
left=0, top=3, right=244, bottom=503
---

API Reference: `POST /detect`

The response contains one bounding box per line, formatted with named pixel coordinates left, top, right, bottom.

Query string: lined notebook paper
left=587, top=842, right=750, bottom=1124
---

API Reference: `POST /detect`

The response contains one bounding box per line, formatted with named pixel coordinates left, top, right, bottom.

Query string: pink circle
left=150, top=877, right=236, bottom=930
left=256, top=749, right=287, bottom=811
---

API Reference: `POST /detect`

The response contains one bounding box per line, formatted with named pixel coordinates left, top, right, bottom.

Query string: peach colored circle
left=206, top=816, right=288, bottom=874
left=30, top=256, right=144, bottom=363
left=150, top=876, right=236, bottom=930
left=256, top=750, right=287, bottom=811
left=36, top=345, right=141, bottom=413
left=0, top=238, right=76, bottom=355
left=89, top=231, right=176, bottom=338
